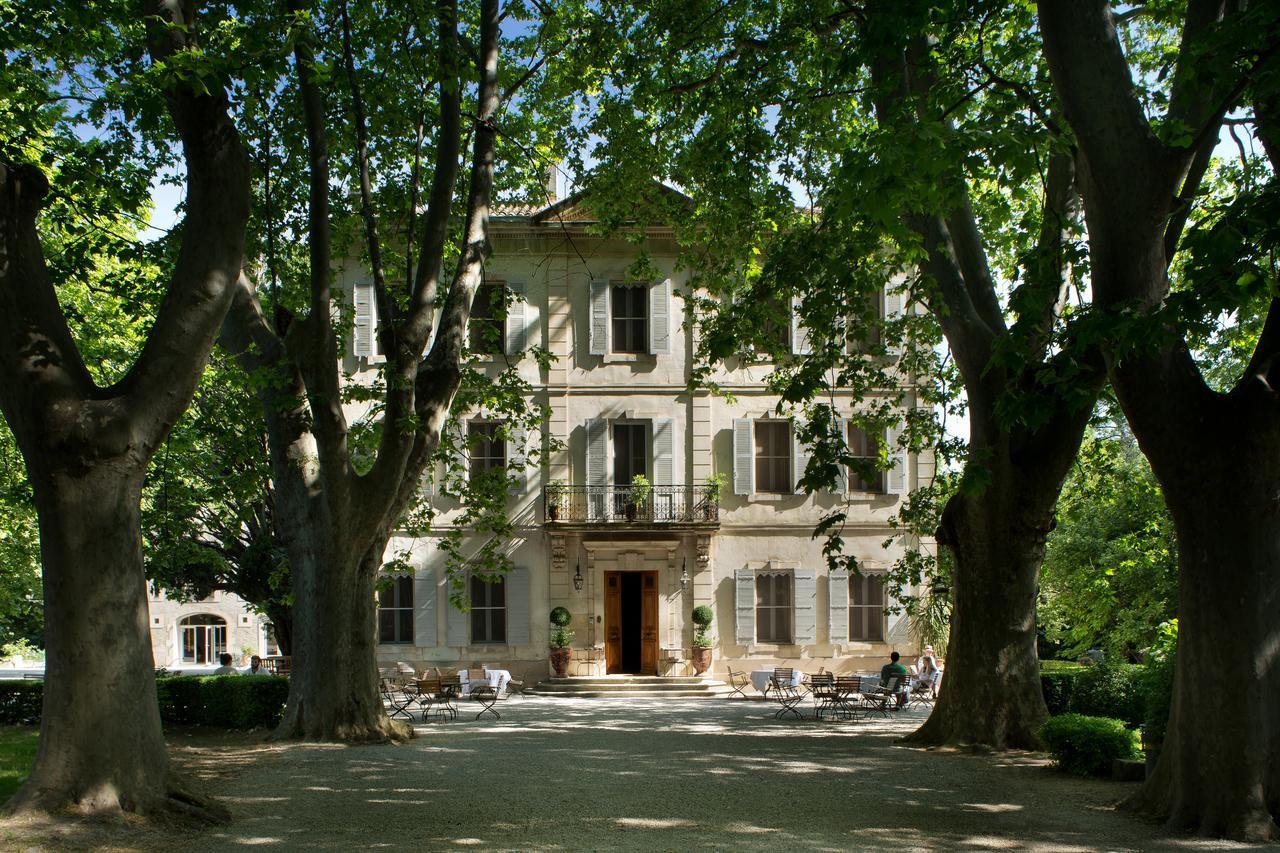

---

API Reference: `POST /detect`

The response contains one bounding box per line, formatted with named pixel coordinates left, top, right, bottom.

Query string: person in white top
left=211, top=652, right=240, bottom=675
left=243, top=655, right=270, bottom=675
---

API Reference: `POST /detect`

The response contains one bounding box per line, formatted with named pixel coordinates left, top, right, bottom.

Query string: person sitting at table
left=243, top=655, right=269, bottom=675
left=211, top=653, right=240, bottom=676
left=880, top=651, right=910, bottom=708
left=917, top=655, right=941, bottom=698
left=917, top=645, right=941, bottom=671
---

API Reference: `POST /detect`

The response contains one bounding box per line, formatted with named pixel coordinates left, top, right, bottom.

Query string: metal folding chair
left=725, top=669, right=751, bottom=699
left=769, top=674, right=805, bottom=720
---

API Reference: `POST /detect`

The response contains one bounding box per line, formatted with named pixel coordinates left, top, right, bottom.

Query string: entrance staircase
left=531, top=674, right=728, bottom=699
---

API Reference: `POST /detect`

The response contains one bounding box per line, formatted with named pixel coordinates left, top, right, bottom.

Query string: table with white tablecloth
left=750, top=668, right=804, bottom=694
left=461, top=668, right=511, bottom=697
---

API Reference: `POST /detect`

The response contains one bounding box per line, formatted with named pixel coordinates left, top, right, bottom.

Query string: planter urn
left=550, top=647, right=572, bottom=677
left=691, top=647, right=712, bottom=675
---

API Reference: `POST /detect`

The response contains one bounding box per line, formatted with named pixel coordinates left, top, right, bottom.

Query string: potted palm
left=691, top=605, right=714, bottom=675
left=548, top=606, right=574, bottom=677
left=546, top=480, right=565, bottom=522
left=703, top=473, right=726, bottom=520
left=626, top=474, right=651, bottom=521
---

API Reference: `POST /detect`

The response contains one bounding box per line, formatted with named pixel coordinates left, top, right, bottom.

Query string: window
left=470, top=576, right=506, bottom=644
left=469, top=280, right=504, bottom=353
left=849, top=573, right=885, bottom=641
left=468, top=421, right=505, bottom=482
left=378, top=575, right=414, bottom=644
left=612, top=422, right=648, bottom=483
left=180, top=614, right=227, bottom=664
left=847, top=425, right=883, bottom=493
left=754, top=421, right=792, bottom=494
left=610, top=283, right=648, bottom=353
left=756, top=572, right=793, bottom=643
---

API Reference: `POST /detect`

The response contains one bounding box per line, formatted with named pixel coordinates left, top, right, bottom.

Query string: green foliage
left=549, top=627, right=574, bottom=650
left=1139, top=620, right=1178, bottom=746
left=0, top=640, right=42, bottom=663
left=1067, top=662, right=1145, bottom=727
left=1039, top=714, right=1140, bottom=778
left=1040, top=664, right=1085, bottom=717
left=549, top=606, right=572, bottom=627
left=0, top=677, right=289, bottom=729
left=629, top=474, right=652, bottom=507
left=691, top=605, right=714, bottom=648
left=1039, top=422, right=1178, bottom=660
left=0, top=725, right=38, bottom=803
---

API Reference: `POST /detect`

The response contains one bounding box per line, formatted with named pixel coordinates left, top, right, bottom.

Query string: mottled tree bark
left=0, top=0, right=249, bottom=820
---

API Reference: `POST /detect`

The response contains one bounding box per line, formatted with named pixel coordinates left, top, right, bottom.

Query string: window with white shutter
left=505, top=280, right=527, bottom=355
left=732, top=419, right=753, bottom=496
left=649, top=279, right=671, bottom=354
left=377, top=575, right=414, bottom=644
left=589, top=280, right=609, bottom=355
left=848, top=424, right=884, bottom=493
left=352, top=282, right=378, bottom=358
left=790, top=297, right=811, bottom=355
left=850, top=573, right=886, bottom=641
left=885, top=426, right=907, bottom=495
left=755, top=572, right=793, bottom=643
left=610, top=282, right=648, bottom=353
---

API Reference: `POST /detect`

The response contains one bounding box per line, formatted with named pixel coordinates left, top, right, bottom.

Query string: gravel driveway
left=4, top=697, right=1274, bottom=851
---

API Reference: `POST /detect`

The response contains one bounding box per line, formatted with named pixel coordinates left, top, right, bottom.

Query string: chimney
left=545, top=164, right=558, bottom=202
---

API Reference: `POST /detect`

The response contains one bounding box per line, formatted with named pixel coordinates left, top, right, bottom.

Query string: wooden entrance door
left=604, top=570, right=659, bottom=675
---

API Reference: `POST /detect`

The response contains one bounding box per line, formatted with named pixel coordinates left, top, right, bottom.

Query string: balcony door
left=612, top=422, right=648, bottom=516
left=604, top=571, right=659, bottom=675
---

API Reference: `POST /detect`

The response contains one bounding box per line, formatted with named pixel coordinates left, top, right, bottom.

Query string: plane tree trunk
left=1040, top=0, right=1280, bottom=838
left=0, top=0, right=249, bottom=821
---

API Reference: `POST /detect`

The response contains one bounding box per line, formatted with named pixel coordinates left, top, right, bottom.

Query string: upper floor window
left=469, top=280, right=505, bottom=353
left=468, top=421, right=505, bottom=482
left=469, top=576, right=506, bottom=644
left=589, top=279, right=671, bottom=356
left=849, top=573, right=885, bottom=641
left=847, top=425, right=883, bottom=493
left=377, top=575, right=414, bottom=644
left=756, top=572, right=793, bottom=643
left=610, top=283, right=649, bottom=353
left=754, top=421, right=792, bottom=494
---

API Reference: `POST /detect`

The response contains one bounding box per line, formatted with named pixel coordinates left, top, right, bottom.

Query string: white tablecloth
left=750, top=669, right=804, bottom=694
left=461, top=668, right=511, bottom=696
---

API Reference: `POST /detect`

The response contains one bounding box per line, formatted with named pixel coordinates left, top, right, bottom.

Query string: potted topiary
left=690, top=605, right=714, bottom=675
left=548, top=606, right=574, bottom=677
left=546, top=480, right=565, bottom=521
left=626, top=474, right=651, bottom=521
left=703, top=473, right=727, bottom=520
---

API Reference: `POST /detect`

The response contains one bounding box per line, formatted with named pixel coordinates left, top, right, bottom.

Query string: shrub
left=3, top=676, right=289, bottom=729
left=691, top=605, right=714, bottom=649
left=1068, top=661, right=1144, bottom=725
left=0, top=682, right=43, bottom=725
left=1139, top=650, right=1176, bottom=747
left=1040, top=713, right=1139, bottom=777
left=1039, top=661, right=1085, bottom=716
left=549, top=606, right=572, bottom=627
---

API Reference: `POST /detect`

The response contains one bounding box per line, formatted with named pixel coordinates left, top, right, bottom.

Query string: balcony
left=544, top=484, right=720, bottom=529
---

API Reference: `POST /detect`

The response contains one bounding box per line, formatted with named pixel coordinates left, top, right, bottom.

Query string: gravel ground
left=3, top=697, right=1276, bottom=852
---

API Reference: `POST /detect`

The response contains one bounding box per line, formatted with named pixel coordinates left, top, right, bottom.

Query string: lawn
left=0, top=727, right=37, bottom=804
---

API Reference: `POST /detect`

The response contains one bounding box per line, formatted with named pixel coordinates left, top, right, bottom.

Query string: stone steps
left=530, top=675, right=729, bottom=699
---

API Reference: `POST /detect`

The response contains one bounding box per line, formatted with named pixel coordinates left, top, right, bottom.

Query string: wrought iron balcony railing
left=544, top=484, right=720, bottom=525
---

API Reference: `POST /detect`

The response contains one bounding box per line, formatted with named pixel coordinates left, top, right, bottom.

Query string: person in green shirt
left=879, top=652, right=910, bottom=708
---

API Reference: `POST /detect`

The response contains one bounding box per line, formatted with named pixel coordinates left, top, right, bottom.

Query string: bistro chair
left=768, top=671, right=805, bottom=720
left=724, top=668, right=751, bottom=700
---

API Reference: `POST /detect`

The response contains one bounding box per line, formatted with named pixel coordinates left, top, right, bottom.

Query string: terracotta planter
left=691, top=647, right=712, bottom=675
left=547, top=504, right=560, bottom=521
left=624, top=502, right=637, bottom=521
left=550, top=647, right=572, bottom=677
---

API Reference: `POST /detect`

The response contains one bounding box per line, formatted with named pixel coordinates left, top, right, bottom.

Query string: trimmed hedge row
left=1039, top=661, right=1145, bottom=725
left=1040, top=713, right=1140, bottom=777
left=0, top=676, right=289, bottom=729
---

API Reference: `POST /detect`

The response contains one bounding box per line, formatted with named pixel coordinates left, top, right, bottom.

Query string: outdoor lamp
left=573, top=561, right=584, bottom=592
left=679, top=558, right=689, bottom=590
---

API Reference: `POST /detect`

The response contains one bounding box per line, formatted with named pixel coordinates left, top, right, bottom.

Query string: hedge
left=1068, top=662, right=1144, bottom=725
left=1040, top=713, right=1140, bottom=777
left=0, top=676, right=289, bottom=729
left=1039, top=661, right=1085, bottom=716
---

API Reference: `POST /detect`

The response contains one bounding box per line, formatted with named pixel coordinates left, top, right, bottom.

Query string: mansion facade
left=144, top=188, right=933, bottom=680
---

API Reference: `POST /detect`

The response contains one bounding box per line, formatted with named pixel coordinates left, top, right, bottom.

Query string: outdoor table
left=461, top=668, right=511, bottom=697
left=750, top=668, right=803, bottom=695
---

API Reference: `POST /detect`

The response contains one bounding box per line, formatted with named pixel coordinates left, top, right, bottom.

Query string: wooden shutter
left=445, top=581, right=468, bottom=647
left=586, top=417, right=607, bottom=520
left=735, top=568, right=755, bottom=644
left=353, top=282, right=377, bottom=358
left=507, top=425, right=527, bottom=495
left=790, top=297, right=811, bottom=355
left=649, top=278, right=671, bottom=354
left=732, top=418, right=753, bottom=496
left=828, top=569, right=849, bottom=645
left=652, top=418, right=674, bottom=485
left=793, top=568, right=817, bottom=644
left=413, top=568, right=437, bottom=647
left=589, top=279, right=608, bottom=355
left=505, top=280, right=527, bottom=355
left=883, top=286, right=904, bottom=355
left=885, top=425, right=907, bottom=495
left=449, top=419, right=468, bottom=489
left=505, top=567, right=530, bottom=646
left=792, top=423, right=809, bottom=495
left=834, top=419, right=850, bottom=494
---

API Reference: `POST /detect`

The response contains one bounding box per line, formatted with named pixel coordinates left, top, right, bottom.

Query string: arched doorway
left=179, top=614, right=227, bottom=664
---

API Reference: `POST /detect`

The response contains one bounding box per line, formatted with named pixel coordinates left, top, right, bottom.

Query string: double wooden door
left=604, top=571, right=659, bottom=675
